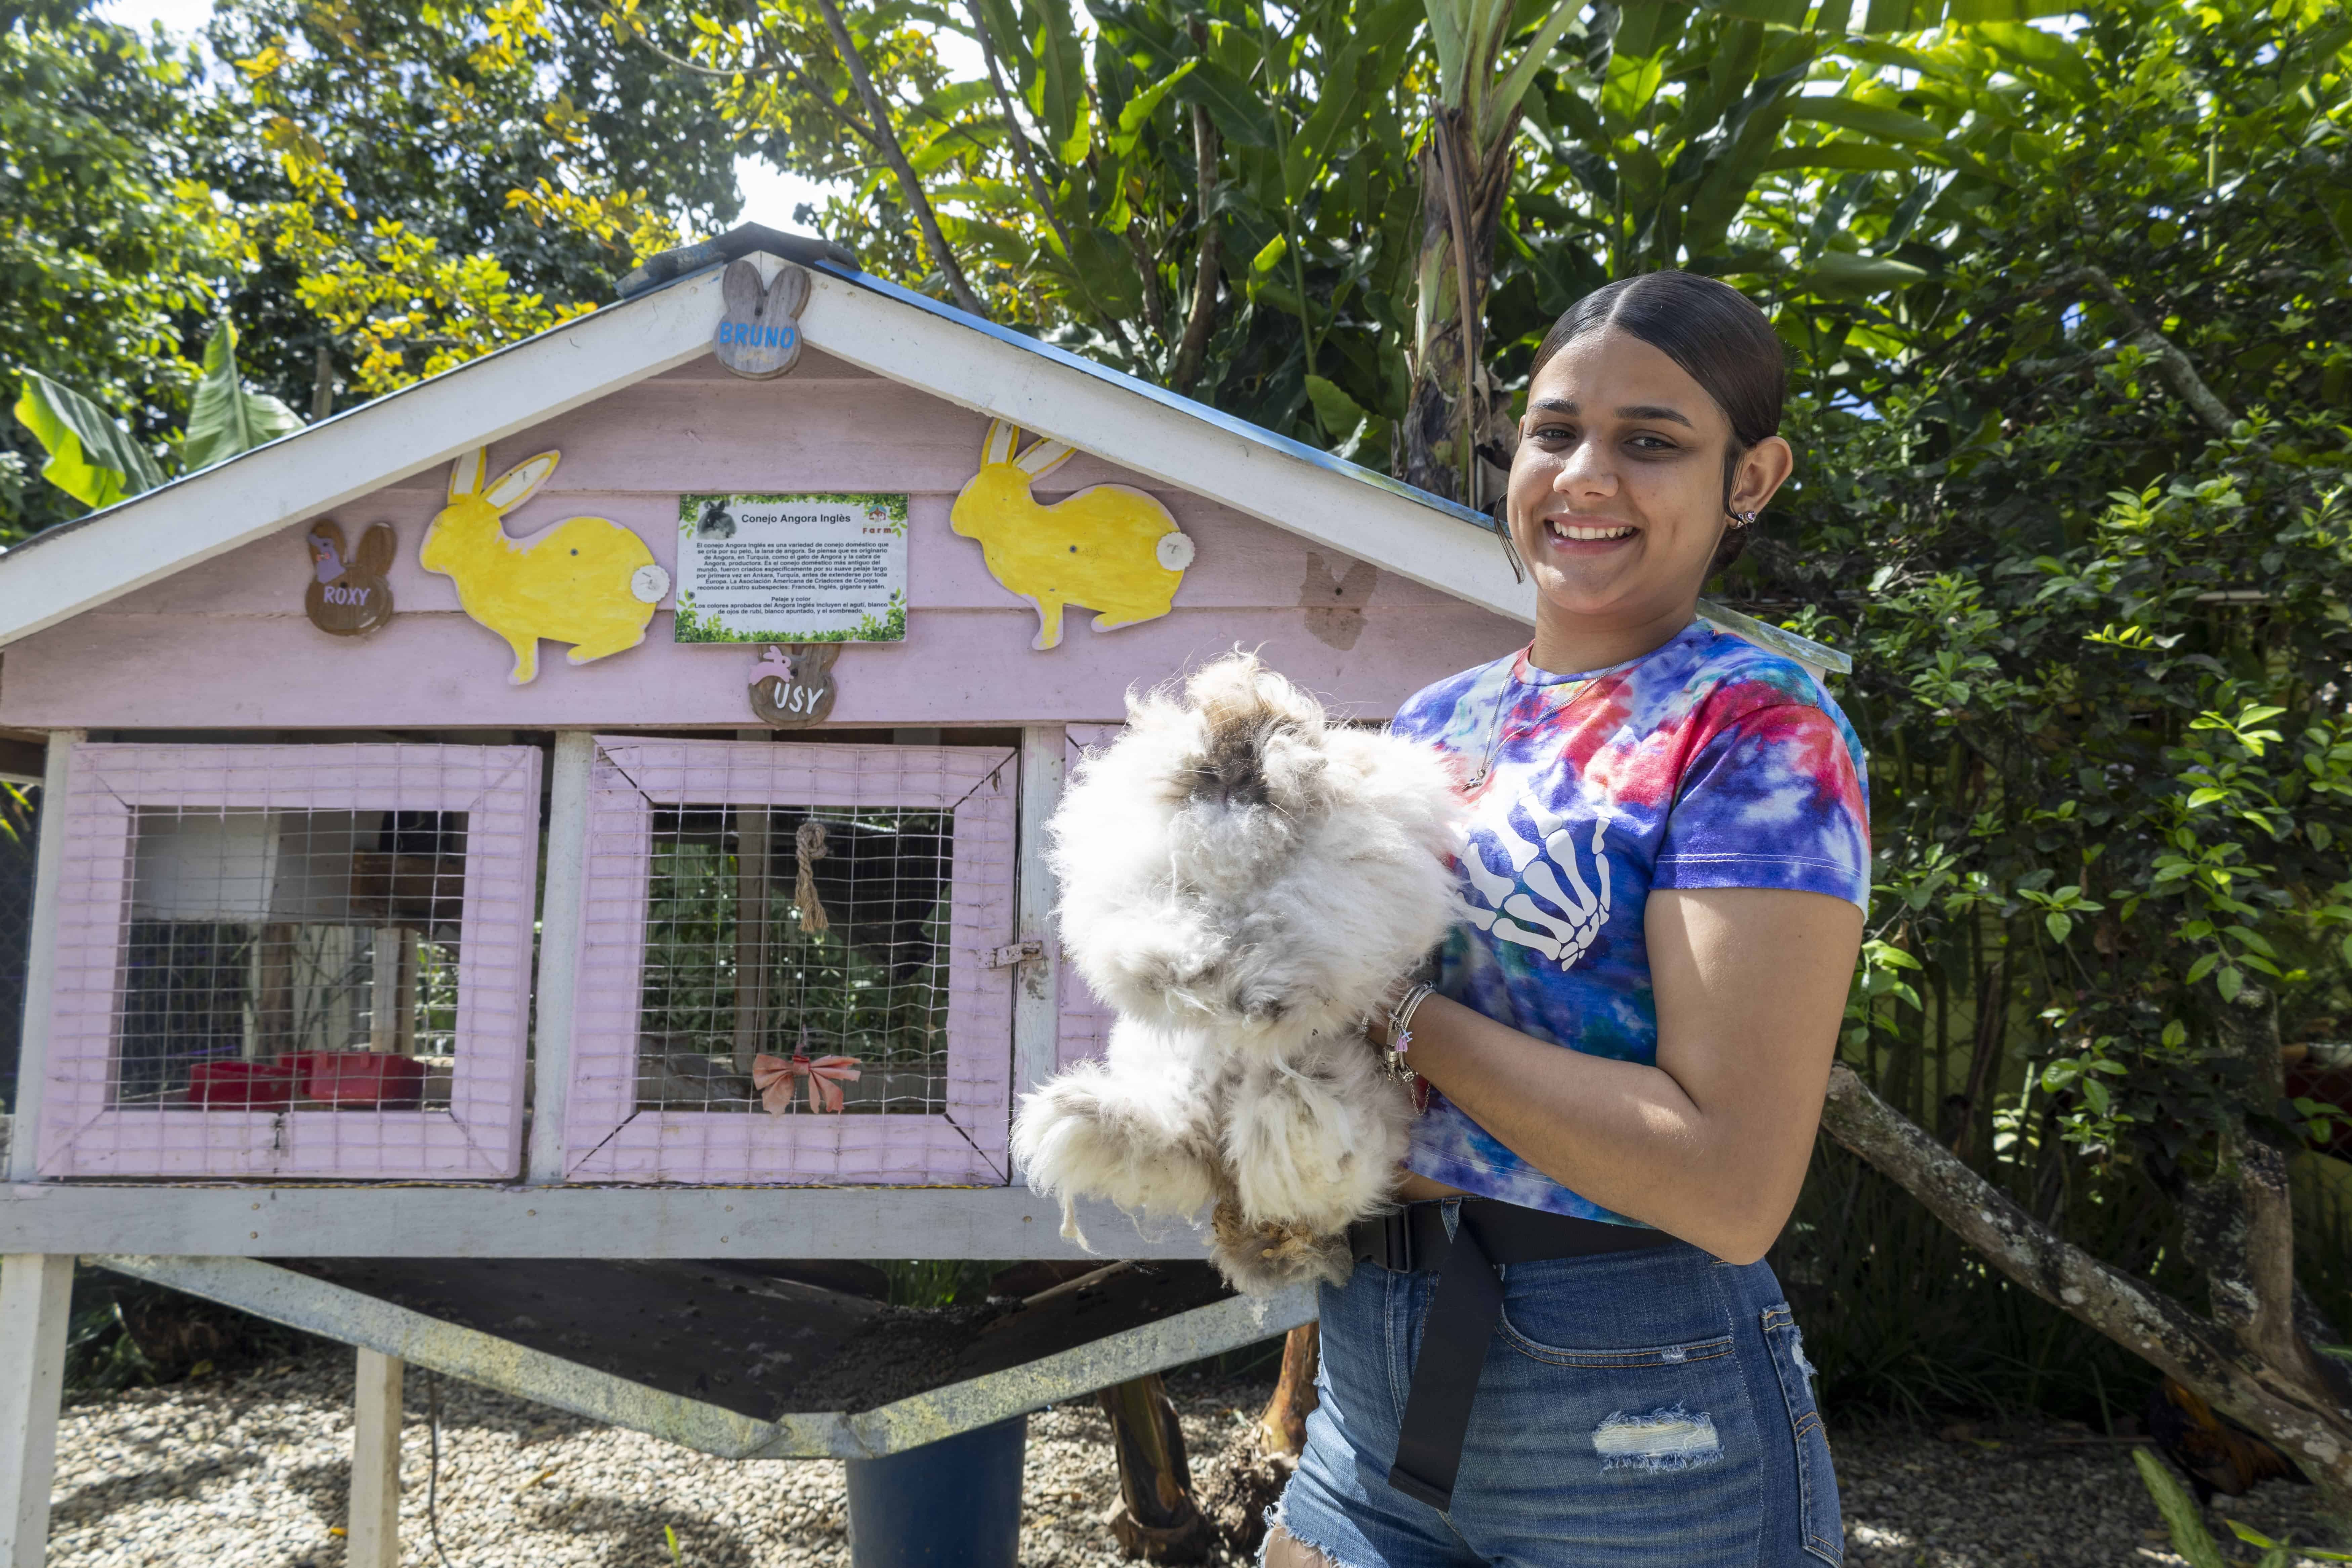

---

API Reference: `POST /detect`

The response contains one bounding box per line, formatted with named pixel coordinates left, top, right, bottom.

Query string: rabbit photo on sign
left=1012, top=652, right=1461, bottom=1292
left=950, top=419, right=1195, bottom=651
left=422, top=447, right=671, bottom=684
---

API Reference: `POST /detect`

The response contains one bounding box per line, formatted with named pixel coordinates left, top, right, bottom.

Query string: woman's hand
left=1394, top=886, right=1862, bottom=1264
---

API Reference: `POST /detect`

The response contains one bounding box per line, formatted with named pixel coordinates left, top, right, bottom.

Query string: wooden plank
left=0, top=1254, right=73, bottom=1568
left=6, top=736, right=76, bottom=1185
left=0, top=1184, right=1212, bottom=1260
left=526, top=732, right=595, bottom=1185
left=95, top=486, right=1468, bottom=619
left=0, top=604, right=1523, bottom=731
left=347, top=1349, right=403, bottom=1568
left=1010, top=726, right=1065, bottom=1151
left=730, top=739, right=772, bottom=1077
left=0, top=273, right=727, bottom=649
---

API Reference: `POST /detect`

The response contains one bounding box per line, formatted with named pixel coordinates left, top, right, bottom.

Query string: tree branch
left=808, top=0, right=989, bottom=318
left=2042, top=265, right=2238, bottom=437
left=962, top=0, right=1079, bottom=262
left=1820, top=1062, right=2352, bottom=1523
left=1170, top=100, right=1222, bottom=397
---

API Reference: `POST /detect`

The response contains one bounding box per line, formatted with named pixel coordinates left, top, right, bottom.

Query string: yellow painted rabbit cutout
left=949, top=420, right=1193, bottom=650
left=422, top=448, right=671, bottom=684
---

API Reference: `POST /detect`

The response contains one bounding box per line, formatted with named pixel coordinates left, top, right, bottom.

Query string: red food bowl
left=302, top=1052, right=427, bottom=1108
left=187, top=1060, right=298, bottom=1108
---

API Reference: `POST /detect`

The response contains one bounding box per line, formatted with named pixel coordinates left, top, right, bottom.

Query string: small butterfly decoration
left=715, top=260, right=812, bottom=380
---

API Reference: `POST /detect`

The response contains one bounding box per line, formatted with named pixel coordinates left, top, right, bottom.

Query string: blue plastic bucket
left=844, top=1414, right=1028, bottom=1567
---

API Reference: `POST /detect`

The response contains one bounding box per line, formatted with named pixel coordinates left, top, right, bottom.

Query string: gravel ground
left=44, top=1347, right=2344, bottom=1567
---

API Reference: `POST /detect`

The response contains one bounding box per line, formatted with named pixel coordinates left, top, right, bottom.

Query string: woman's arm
left=1393, top=886, right=1863, bottom=1264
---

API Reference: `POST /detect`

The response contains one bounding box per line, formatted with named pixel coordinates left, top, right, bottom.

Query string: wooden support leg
left=348, top=1349, right=403, bottom=1568
left=1100, top=1373, right=1212, bottom=1562
left=0, top=1255, right=73, bottom=1568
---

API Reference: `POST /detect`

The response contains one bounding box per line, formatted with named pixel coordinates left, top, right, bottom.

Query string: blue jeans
left=1271, top=1227, right=1843, bottom=1567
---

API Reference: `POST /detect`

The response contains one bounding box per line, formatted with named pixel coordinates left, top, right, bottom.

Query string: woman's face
left=1506, top=326, right=1790, bottom=639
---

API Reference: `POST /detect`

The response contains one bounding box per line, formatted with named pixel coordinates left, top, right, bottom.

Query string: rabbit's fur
left=1014, top=652, right=1461, bottom=1292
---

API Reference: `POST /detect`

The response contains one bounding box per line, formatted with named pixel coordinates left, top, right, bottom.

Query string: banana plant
left=1401, top=0, right=2082, bottom=505
left=14, top=320, right=302, bottom=511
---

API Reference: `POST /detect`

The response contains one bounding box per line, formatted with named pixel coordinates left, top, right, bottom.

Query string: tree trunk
left=1818, top=1055, right=2352, bottom=1537
left=1399, top=104, right=1519, bottom=506
left=1100, top=1373, right=1213, bottom=1561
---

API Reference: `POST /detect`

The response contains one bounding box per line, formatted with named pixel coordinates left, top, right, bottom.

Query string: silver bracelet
left=1387, top=982, right=1435, bottom=1055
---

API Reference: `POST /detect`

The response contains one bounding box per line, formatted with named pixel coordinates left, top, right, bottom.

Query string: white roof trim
left=0, top=274, right=726, bottom=648
left=0, top=260, right=1534, bottom=650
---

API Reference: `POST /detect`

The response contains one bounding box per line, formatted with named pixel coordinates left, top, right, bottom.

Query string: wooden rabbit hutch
left=0, top=226, right=1843, bottom=1564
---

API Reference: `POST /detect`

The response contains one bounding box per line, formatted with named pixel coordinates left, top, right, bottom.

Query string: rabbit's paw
left=1223, top=1041, right=1411, bottom=1237
left=1011, top=1062, right=1218, bottom=1220
left=1209, top=1200, right=1350, bottom=1295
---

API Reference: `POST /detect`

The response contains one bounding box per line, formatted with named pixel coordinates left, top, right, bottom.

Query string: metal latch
left=985, top=940, right=1044, bottom=970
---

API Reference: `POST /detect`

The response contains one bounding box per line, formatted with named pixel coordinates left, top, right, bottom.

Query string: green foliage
left=2135, top=1447, right=2230, bottom=1568
left=1738, top=0, right=2352, bottom=1400
left=0, top=4, right=221, bottom=536
left=182, top=320, right=301, bottom=471
left=12, top=370, right=167, bottom=508
left=15, top=318, right=304, bottom=509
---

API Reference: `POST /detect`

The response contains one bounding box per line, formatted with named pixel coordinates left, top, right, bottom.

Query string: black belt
left=1346, top=1198, right=1674, bottom=1513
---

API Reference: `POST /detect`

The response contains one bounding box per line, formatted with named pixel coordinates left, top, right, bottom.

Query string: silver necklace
left=1465, top=675, right=1596, bottom=790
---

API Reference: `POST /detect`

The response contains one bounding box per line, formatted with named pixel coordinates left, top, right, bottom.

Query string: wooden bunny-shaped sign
left=715, top=260, right=810, bottom=380
left=948, top=421, right=1194, bottom=651
left=747, top=643, right=840, bottom=727
left=421, top=448, right=672, bottom=684
left=303, top=520, right=395, bottom=636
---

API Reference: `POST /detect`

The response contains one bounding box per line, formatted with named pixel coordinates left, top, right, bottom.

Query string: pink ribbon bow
left=752, top=1052, right=862, bottom=1114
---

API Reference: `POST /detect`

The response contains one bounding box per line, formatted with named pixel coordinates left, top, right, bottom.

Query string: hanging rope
left=791, top=819, right=832, bottom=934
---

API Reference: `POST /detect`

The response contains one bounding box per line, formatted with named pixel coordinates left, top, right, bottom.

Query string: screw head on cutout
left=1156, top=532, right=1196, bottom=571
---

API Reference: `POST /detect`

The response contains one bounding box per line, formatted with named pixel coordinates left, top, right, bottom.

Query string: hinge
left=985, top=939, right=1044, bottom=970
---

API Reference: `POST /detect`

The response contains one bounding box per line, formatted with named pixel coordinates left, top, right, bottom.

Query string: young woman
left=1265, top=271, right=1868, bottom=1568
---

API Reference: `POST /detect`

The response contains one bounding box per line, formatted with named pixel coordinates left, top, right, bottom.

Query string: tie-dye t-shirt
left=1388, top=620, right=1871, bottom=1222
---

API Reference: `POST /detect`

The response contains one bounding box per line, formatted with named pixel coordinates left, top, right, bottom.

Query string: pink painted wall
left=0, top=351, right=1526, bottom=729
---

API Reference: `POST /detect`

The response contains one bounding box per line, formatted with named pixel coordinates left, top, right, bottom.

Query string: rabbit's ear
left=352, top=523, right=397, bottom=575
left=447, top=448, right=488, bottom=501
left=767, top=264, right=811, bottom=321
left=722, top=258, right=765, bottom=319
left=804, top=643, right=842, bottom=674
left=981, top=420, right=1018, bottom=466
left=1014, top=438, right=1076, bottom=480
left=483, top=451, right=560, bottom=512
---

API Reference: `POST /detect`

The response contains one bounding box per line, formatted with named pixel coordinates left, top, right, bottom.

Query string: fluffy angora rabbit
left=1013, top=652, right=1460, bottom=1292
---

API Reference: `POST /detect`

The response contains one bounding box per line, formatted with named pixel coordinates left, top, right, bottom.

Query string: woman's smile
left=1536, top=513, right=1641, bottom=550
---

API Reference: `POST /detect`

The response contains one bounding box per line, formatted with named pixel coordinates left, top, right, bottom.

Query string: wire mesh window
left=32, top=745, right=540, bottom=1179
left=634, top=805, right=955, bottom=1115
left=562, top=738, right=1018, bottom=1184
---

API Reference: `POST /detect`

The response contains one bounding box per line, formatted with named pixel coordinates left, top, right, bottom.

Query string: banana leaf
left=183, top=321, right=302, bottom=474
left=13, top=371, right=166, bottom=511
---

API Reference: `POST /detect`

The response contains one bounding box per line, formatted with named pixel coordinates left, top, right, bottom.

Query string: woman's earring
left=1732, top=510, right=1758, bottom=529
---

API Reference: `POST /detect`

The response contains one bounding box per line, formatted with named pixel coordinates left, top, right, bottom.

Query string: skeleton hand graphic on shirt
left=1458, top=793, right=1612, bottom=969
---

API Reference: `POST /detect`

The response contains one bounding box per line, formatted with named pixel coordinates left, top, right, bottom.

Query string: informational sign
left=673, top=492, right=909, bottom=643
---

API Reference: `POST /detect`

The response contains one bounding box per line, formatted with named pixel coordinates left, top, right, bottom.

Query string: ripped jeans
left=1271, top=1233, right=1842, bottom=1567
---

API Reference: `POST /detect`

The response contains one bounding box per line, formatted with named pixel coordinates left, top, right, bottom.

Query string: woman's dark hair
left=1527, top=271, right=1786, bottom=573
